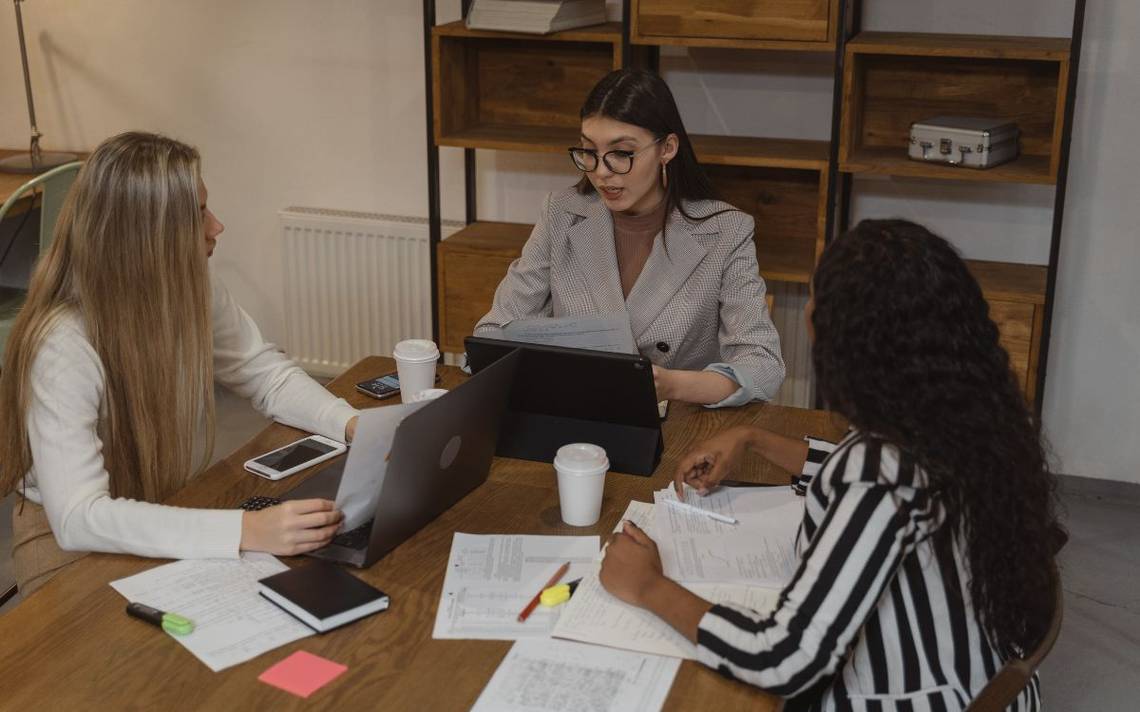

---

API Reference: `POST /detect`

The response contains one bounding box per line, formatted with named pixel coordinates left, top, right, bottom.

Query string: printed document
left=334, top=401, right=427, bottom=531
left=551, top=568, right=780, bottom=659
left=110, top=553, right=312, bottom=672
left=471, top=638, right=681, bottom=712
left=486, top=313, right=638, bottom=354
left=433, top=533, right=600, bottom=640
left=653, top=485, right=802, bottom=587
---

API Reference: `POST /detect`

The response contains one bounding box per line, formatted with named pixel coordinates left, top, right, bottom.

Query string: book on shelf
left=465, top=0, right=607, bottom=35
left=257, top=561, right=390, bottom=633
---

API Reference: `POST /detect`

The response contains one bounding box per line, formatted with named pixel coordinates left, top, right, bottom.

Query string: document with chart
left=471, top=638, right=681, bottom=712
left=433, top=533, right=600, bottom=640
left=652, top=485, right=802, bottom=587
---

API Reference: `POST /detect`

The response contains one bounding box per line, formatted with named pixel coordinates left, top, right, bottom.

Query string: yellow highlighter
left=539, top=578, right=582, bottom=607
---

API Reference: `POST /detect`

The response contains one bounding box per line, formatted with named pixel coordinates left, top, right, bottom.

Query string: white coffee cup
left=411, top=388, right=448, bottom=403
left=554, top=443, right=609, bottom=527
left=393, top=339, right=439, bottom=404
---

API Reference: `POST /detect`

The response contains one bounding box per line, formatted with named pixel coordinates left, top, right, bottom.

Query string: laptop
left=464, top=336, right=663, bottom=476
left=281, top=348, right=520, bottom=568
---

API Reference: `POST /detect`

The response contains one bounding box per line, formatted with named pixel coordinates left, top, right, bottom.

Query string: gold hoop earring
left=661, top=162, right=668, bottom=189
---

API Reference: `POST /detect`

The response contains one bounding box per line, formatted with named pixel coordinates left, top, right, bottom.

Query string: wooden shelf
left=841, top=147, right=1054, bottom=185
left=432, top=22, right=621, bottom=152
left=756, top=237, right=815, bottom=284
left=846, top=32, right=1070, bottom=61
left=433, top=20, right=621, bottom=44
left=631, top=0, right=838, bottom=51
left=440, top=221, right=532, bottom=256
left=966, top=260, right=1047, bottom=305
left=690, top=135, right=830, bottom=171
left=631, top=34, right=834, bottom=52
left=436, top=125, right=578, bottom=154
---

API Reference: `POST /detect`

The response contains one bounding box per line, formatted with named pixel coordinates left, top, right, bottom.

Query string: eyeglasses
left=568, top=138, right=662, bottom=175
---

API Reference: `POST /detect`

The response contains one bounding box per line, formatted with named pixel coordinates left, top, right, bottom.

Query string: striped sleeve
left=695, top=440, right=933, bottom=698
left=792, top=437, right=835, bottom=496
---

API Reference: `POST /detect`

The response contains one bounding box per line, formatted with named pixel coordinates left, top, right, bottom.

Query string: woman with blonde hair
left=0, top=131, right=357, bottom=595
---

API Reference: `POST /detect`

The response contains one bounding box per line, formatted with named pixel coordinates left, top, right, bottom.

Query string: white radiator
left=279, top=207, right=461, bottom=378
left=769, top=282, right=814, bottom=408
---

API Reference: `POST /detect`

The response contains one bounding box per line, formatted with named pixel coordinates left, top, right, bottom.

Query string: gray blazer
left=475, top=188, right=785, bottom=404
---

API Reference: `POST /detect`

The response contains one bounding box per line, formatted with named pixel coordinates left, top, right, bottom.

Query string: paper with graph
left=433, top=533, right=600, bottom=640
left=470, top=638, right=680, bottom=712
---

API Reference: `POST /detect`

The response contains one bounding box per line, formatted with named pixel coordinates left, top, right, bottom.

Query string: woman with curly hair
left=599, top=219, right=1062, bottom=710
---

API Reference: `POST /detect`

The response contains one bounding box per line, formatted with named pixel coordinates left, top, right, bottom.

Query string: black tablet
left=464, top=336, right=663, bottom=476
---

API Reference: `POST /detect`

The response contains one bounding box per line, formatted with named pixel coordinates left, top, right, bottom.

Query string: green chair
left=0, top=161, right=83, bottom=358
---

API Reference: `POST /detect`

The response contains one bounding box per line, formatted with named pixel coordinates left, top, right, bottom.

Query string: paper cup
left=411, top=388, right=448, bottom=403
left=554, top=443, right=609, bottom=527
left=393, top=339, right=439, bottom=403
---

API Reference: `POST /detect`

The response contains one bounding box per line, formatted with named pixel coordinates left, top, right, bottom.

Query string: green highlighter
left=126, top=602, right=195, bottom=636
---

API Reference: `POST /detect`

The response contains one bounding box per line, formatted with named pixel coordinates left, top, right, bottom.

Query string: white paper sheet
left=433, top=533, right=601, bottom=640
left=486, top=313, right=638, bottom=355
left=109, top=553, right=312, bottom=672
left=653, top=486, right=802, bottom=587
left=471, top=638, right=681, bottom=712
left=334, top=401, right=427, bottom=531
left=552, top=567, right=781, bottom=660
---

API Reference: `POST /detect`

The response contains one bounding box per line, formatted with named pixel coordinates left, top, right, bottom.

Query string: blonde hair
left=0, top=131, right=215, bottom=502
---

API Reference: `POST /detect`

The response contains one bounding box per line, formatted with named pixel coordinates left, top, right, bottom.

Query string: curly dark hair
left=810, top=219, right=1062, bottom=655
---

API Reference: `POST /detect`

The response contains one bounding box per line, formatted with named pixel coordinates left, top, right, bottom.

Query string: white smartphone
left=243, top=435, right=347, bottom=481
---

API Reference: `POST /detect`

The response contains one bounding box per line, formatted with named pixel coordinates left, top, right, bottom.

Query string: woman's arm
left=604, top=440, right=933, bottom=698
left=704, top=213, right=786, bottom=405
left=673, top=425, right=812, bottom=496
left=474, top=193, right=557, bottom=332
left=211, top=276, right=357, bottom=442
left=27, top=318, right=343, bottom=560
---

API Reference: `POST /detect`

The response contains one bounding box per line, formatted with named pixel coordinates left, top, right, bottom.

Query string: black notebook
left=257, top=561, right=390, bottom=633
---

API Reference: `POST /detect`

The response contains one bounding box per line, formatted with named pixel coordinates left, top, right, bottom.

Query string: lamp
left=0, top=0, right=77, bottom=174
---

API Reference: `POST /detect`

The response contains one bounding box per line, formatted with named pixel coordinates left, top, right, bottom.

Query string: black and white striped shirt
left=695, top=431, right=1042, bottom=711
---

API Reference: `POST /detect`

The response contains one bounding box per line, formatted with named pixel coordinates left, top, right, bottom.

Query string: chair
left=964, top=564, right=1064, bottom=711
left=0, top=161, right=82, bottom=358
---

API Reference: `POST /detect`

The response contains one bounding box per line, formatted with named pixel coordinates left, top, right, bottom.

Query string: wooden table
left=0, top=357, right=847, bottom=710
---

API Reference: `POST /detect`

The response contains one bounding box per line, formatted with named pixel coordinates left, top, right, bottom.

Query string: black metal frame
left=1034, top=0, right=1087, bottom=417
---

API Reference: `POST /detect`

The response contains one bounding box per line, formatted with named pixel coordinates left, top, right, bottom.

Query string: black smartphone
left=356, top=372, right=402, bottom=400
left=355, top=371, right=441, bottom=400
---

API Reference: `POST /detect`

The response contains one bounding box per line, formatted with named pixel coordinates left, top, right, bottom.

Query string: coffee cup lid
left=394, top=339, right=439, bottom=362
left=554, top=443, right=609, bottom=475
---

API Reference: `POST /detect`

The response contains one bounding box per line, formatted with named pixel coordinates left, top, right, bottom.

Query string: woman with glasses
left=475, top=69, right=785, bottom=407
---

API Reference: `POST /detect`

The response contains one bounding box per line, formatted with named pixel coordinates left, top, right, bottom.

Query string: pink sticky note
left=258, top=651, right=348, bottom=699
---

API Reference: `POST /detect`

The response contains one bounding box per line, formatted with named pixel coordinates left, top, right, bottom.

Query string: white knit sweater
left=18, top=274, right=359, bottom=559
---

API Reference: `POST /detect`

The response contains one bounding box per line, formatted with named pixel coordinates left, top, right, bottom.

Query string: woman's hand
left=652, top=366, right=739, bottom=405
left=345, top=416, right=359, bottom=443
left=599, top=521, right=666, bottom=607
left=673, top=425, right=754, bottom=497
left=240, top=498, right=344, bottom=556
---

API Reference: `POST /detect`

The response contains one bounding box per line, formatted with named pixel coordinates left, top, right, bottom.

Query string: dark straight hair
left=576, top=69, right=729, bottom=223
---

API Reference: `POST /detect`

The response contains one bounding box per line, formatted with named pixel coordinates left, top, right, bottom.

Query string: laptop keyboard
left=238, top=496, right=282, bottom=511
left=332, top=520, right=373, bottom=550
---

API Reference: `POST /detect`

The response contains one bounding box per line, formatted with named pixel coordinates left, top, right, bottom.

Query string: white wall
left=1, top=1, right=1136, bottom=482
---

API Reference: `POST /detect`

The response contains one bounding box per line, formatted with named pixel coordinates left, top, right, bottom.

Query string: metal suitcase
left=908, top=116, right=1020, bottom=169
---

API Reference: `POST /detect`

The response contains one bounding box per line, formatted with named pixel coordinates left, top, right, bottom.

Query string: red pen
left=517, top=561, right=570, bottom=623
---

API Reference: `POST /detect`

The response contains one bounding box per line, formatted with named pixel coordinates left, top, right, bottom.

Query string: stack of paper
left=550, top=488, right=801, bottom=659
left=466, top=0, right=608, bottom=35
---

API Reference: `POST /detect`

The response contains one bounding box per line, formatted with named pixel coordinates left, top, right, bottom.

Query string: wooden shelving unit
left=839, top=32, right=1071, bottom=186
left=433, top=21, right=623, bottom=154
left=834, top=24, right=1083, bottom=406
left=423, top=1, right=1086, bottom=412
